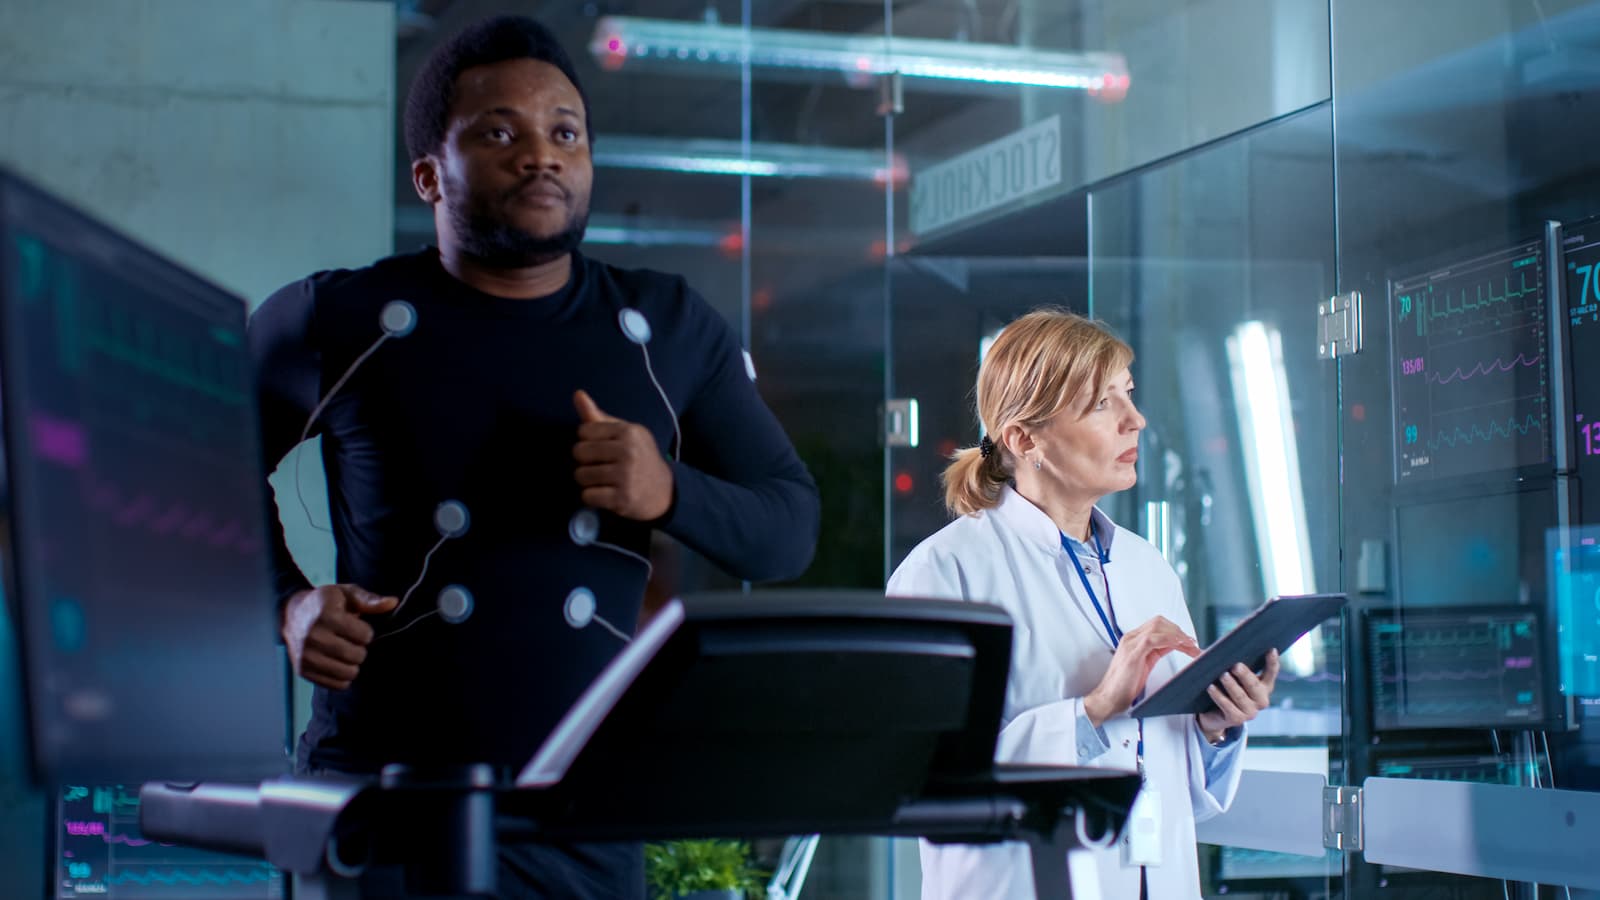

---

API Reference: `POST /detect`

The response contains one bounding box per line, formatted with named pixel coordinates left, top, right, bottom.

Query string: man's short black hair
left=404, top=15, right=592, bottom=162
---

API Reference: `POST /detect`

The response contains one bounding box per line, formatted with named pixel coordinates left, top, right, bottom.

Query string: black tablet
left=1129, top=593, right=1348, bottom=719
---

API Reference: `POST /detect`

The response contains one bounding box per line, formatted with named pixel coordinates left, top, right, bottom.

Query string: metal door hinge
left=1322, top=785, right=1363, bottom=851
left=1317, top=291, right=1363, bottom=359
left=878, top=71, right=904, bottom=117
left=883, top=398, right=919, bottom=447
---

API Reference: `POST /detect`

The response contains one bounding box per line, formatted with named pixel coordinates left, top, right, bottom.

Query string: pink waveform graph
left=25, top=413, right=262, bottom=554
left=31, top=413, right=87, bottom=468
left=100, top=832, right=160, bottom=847
left=1427, top=352, right=1542, bottom=385
left=83, top=475, right=261, bottom=555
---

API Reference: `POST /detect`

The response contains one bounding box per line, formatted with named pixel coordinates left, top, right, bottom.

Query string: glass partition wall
left=17, top=0, right=1600, bottom=895
left=395, top=2, right=900, bottom=893
left=1330, top=0, right=1600, bottom=896
left=1087, top=104, right=1343, bottom=895
left=884, top=1, right=1344, bottom=896
left=386, top=1, right=1600, bottom=896
left=884, top=0, right=1600, bottom=895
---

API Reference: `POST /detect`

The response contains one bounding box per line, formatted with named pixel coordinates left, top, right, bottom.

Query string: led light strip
left=591, top=16, right=1130, bottom=96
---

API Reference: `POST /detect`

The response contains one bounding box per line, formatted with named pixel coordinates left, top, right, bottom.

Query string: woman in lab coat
left=887, top=309, right=1278, bottom=900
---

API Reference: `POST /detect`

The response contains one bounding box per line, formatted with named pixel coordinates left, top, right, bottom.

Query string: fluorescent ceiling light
left=596, top=136, right=905, bottom=182
left=1144, top=500, right=1172, bottom=563
left=591, top=16, right=1130, bottom=95
left=584, top=222, right=725, bottom=248
left=978, top=327, right=1004, bottom=367
left=976, top=327, right=1004, bottom=436
left=1227, top=321, right=1317, bottom=676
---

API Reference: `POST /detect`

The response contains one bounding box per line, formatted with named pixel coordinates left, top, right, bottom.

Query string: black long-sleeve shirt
left=251, top=248, right=820, bottom=773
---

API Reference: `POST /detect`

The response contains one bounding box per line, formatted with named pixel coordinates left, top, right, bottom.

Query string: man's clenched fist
left=572, top=389, right=674, bottom=521
left=281, top=584, right=398, bottom=690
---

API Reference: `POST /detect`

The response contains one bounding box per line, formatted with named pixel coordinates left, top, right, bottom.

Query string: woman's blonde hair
left=942, top=307, right=1133, bottom=516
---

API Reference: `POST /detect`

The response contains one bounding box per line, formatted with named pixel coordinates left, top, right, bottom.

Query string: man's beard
left=446, top=187, right=589, bottom=268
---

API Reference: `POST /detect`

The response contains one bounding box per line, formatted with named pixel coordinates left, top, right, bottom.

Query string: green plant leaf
left=644, top=839, right=769, bottom=898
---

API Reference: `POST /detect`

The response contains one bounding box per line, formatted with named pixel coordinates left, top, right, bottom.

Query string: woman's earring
left=1033, top=458, right=1042, bottom=471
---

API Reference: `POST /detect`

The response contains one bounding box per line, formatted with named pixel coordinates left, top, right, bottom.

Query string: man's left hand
left=572, top=389, right=674, bottom=521
left=1197, top=648, right=1279, bottom=743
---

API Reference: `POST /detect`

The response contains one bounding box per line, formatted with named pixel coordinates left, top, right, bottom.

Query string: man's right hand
left=280, top=584, right=399, bottom=691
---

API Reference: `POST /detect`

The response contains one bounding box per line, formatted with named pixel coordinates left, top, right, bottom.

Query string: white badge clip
left=1123, top=786, right=1163, bottom=868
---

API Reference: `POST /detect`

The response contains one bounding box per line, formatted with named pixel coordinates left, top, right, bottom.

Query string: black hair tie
left=978, top=435, right=995, bottom=459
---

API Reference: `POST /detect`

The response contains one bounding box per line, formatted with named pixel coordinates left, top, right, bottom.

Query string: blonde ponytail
left=942, top=445, right=1009, bottom=516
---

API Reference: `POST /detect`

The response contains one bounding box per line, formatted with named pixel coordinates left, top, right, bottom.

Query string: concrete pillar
left=0, top=0, right=394, bottom=303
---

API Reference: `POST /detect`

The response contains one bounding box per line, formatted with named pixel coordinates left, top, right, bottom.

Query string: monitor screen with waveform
left=55, top=784, right=282, bottom=900
left=0, top=169, right=286, bottom=783
left=1391, top=240, right=1550, bottom=483
left=1547, top=526, right=1600, bottom=699
left=1556, top=224, right=1600, bottom=700
left=1368, top=606, right=1546, bottom=730
left=1562, top=224, right=1600, bottom=526
left=1375, top=753, right=1535, bottom=786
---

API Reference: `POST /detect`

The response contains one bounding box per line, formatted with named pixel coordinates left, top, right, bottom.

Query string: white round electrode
left=564, top=587, right=596, bottom=629
left=437, top=585, right=474, bottom=624
left=434, top=500, right=470, bottom=538
left=380, top=300, right=417, bottom=337
left=742, top=349, right=757, bottom=382
left=618, top=308, right=652, bottom=345
left=568, top=508, right=600, bottom=546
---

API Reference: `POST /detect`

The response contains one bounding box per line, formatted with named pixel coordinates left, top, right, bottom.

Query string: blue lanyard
left=1061, top=529, right=1118, bottom=648
left=1062, top=525, right=1146, bottom=775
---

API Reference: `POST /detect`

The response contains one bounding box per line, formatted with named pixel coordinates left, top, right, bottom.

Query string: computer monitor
left=1548, top=527, right=1600, bottom=698
left=1388, top=238, right=1551, bottom=485
left=1559, top=222, right=1600, bottom=697
left=0, top=168, right=286, bottom=783
left=1367, top=605, right=1547, bottom=730
left=56, top=783, right=285, bottom=899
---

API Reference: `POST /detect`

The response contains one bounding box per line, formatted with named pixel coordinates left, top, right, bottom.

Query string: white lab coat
left=887, top=485, right=1245, bottom=900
